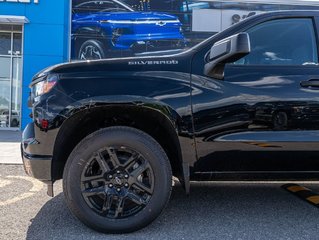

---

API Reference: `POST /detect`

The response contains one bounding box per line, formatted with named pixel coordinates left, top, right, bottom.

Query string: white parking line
left=0, top=179, right=11, bottom=188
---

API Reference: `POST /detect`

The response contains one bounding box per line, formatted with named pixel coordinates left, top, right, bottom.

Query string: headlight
left=33, top=74, right=59, bottom=99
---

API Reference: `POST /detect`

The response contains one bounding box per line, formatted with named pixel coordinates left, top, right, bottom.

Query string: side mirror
left=204, top=32, right=251, bottom=79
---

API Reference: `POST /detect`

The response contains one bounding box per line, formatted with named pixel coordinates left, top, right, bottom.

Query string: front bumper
left=130, top=39, right=186, bottom=52
left=113, top=33, right=186, bottom=51
left=21, top=123, right=52, bottom=182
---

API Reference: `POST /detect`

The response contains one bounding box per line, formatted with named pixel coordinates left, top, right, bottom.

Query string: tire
left=11, top=119, right=18, bottom=127
left=63, top=126, right=172, bottom=233
left=78, top=39, right=106, bottom=60
left=273, top=111, right=288, bottom=130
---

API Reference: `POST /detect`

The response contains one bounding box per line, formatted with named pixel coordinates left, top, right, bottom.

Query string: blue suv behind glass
left=71, top=0, right=186, bottom=60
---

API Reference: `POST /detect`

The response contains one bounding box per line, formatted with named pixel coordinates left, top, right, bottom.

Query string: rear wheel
left=63, top=126, right=172, bottom=233
left=273, top=111, right=288, bottom=130
left=11, top=119, right=18, bottom=127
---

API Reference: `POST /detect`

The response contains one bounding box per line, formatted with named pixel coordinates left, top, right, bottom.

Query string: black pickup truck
left=22, top=11, right=319, bottom=233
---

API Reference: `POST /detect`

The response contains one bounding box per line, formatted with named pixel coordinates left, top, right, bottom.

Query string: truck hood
left=31, top=51, right=195, bottom=83
left=73, top=12, right=179, bottom=22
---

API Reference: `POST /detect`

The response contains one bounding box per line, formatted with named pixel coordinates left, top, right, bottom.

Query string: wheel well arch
left=74, top=26, right=108, bottom=39
left=52, top=105, right=183, bottom=182
left=73, top=27, right=109, bottom=56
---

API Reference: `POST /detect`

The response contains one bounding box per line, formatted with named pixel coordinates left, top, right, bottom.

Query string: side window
left=235, top=18, right=318, bottom=65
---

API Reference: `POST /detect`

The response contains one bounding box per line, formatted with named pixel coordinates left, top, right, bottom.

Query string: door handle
left=300, top=79, right=319, bottom=88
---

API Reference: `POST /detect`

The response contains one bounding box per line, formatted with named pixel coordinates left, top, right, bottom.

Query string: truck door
left=191, top=17, right=319, bottom=179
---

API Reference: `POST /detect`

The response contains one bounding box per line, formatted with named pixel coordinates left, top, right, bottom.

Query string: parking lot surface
left=1, top=165, right=319, bottom=240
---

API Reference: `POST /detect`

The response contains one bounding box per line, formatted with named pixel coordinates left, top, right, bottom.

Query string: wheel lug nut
left=117, top=188, right=121, bottom=192
left=124, top=174, right=129, bottom=179
left=108, top=175, right=113, bottom=179
left=124, top=183, right=129, bottom=188
left=116, top=170, right=120, bottom=174
left=108, top=184, right=113, bottom=188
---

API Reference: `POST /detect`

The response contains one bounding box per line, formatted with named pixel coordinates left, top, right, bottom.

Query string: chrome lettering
left=128, top=60, right=179, bottom=65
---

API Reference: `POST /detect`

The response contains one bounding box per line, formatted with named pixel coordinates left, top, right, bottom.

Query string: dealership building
left=0, top=0, right=70, bottom=130
left=0, top=0, right=318, bottom=130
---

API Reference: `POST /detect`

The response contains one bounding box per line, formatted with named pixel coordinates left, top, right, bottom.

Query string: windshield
left=73, top=0, right=134, bottom=14
left=191, top=14, right=247, bottom=52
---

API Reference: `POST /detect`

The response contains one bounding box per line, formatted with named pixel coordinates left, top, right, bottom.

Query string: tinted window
left=0, top=33, right=11, bottom=55
left=235, top=18, right=318, bottom=65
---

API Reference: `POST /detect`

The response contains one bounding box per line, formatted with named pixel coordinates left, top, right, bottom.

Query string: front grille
left=131, top=39, right=185, bottom=52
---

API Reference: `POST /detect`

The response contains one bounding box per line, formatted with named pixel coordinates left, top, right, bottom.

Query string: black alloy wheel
left=80, top=146, right=155, bottom=219
left=63, top=127, right=172, bottom=233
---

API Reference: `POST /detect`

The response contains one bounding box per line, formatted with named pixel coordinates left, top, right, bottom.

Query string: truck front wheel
left=63, top=126, right=172, bottom=233
left=78, top=39, right=106, bottom=60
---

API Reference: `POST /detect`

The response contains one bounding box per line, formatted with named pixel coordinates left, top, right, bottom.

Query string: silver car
left=0, top=110, right=20, bottom=128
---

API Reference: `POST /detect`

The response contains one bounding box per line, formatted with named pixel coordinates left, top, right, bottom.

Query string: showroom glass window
left=235, top=18, right=318, bottom=65
left=0, top=24, right=22, bottom=129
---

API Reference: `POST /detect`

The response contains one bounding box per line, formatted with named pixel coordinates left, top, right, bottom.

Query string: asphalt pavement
left=1, top=164, right=319, bottom=240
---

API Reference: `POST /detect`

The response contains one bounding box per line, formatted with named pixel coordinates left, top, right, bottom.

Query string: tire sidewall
left=63, top=127, right=172, bottom=233
left=11, top=119, right=18, bottom=127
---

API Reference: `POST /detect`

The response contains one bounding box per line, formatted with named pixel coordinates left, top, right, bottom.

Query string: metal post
left=8, top=29, right=13, bottom=128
